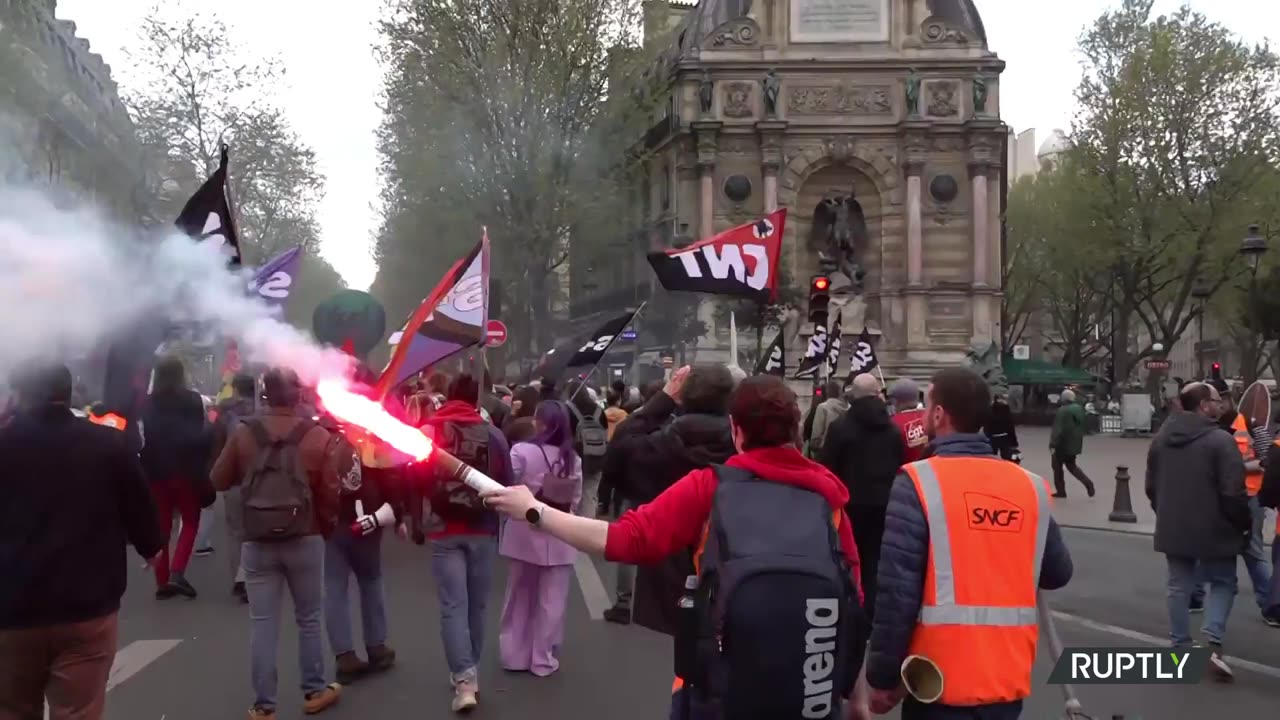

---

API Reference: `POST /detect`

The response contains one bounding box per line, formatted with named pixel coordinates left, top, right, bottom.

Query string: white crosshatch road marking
left=43, top=639, right=182, bottom=719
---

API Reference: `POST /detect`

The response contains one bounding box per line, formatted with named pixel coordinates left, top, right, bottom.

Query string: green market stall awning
left=1002, top=357, right=1097, bottom=386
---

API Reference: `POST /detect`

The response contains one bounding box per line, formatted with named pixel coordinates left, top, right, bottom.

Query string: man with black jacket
left=1146, top=382, right=1249, bottom=680
left=0, top=362, right=165, bottom=720
left=597, top=365, right=736, bottom=630
left=820, top=373, right=903, bottom=622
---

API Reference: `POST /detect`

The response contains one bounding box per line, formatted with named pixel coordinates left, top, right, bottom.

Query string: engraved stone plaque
left=790, top=0, right=890, bottom=43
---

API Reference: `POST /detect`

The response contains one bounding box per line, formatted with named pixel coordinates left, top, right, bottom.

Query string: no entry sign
left=486, top=319, right=508, bottom=347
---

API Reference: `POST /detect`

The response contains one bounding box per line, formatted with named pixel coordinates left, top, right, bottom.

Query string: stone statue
left=906, top=70, right=921, bottom=116
left=699, top=70, right=714, bottom=115
left=810, top=195, right=868, bottom=294
left=762, top=70, right=780, bottom=118
left=973, top=73, right=988, bottom=114
left=965, top=341, right=1009, bottom=397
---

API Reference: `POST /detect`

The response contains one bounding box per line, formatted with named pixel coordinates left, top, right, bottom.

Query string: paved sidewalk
left=1019, top=426, right=1277, bottom=539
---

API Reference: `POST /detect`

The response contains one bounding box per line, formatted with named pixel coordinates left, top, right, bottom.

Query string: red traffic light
left=1213, top=363, right=1221, bottom=370
left=812, top=277, right=830, bottom=291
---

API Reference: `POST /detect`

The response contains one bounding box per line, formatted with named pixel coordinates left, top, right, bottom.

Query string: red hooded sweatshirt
left=604, top=445, right=864, bottom=603
left=420, top=400, right=512, bottom=538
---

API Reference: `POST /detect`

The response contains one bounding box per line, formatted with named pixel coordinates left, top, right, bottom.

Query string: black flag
left=794, top=323, right=827, bottom=379
left=847, top=328, right=880, bottom=381
left=567, top=308, right=641, bottom=368
left=826, top=311, right=843, bottom=379
left=175, top=145, right=242, bottom=267
left=755, top=330, right=786, bottom=377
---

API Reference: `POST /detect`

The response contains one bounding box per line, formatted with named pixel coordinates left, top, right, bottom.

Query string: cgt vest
left=1231, top=415, right=1264, bottom=496
left=902, top=457, right=1051, bottom=706
left=88, top=412, right=128, bottom=432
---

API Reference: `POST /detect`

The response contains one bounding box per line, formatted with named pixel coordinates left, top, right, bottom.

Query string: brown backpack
left=241, top=420, right=315, bottom=542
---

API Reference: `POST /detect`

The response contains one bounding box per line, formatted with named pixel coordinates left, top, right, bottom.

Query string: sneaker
left=1189, top=597, right=1205, bottom=613
left=247, top=706, right=276, bottom=720
left=603, top=605, right=632, bottom=625
left=155, top=585, right=177, bottom=600
left=451, top=686, right=478, bottom=714
left=1086, top=484, right=1096, bottom=498
left=335, top=652, right=369, bottom=685
left=168, top=575, right=197, bottom=599
left=1208, top=647, right=1234, bottom=682
left=1263, top=613, right=1280, bottom=628
left=193, top=546, right=215, bottom=557
left=232, top=582, right=248, bottom=604
left=1052, top=492, right=1067, bottom=499
left=303, top=683, right=342, bottom=714
left=367, top=644, right=397, bottom=673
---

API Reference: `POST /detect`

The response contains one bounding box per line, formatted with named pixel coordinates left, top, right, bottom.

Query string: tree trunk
left=1113, top=308, right=1132, bottom=394
left=529, top=270, right=552, bottom=354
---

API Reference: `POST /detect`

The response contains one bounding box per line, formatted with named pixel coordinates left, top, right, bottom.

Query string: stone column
left=966, top=130, right=1000, bottom=344
left=969, top=161, right=990, bottom=288
left=905, top=161, right=925, bottom=286
left=758, top=121, right=786, bottom=213
left=903, top=133, right=930, bottom=348
left=693, top=121, right=722, bottom=240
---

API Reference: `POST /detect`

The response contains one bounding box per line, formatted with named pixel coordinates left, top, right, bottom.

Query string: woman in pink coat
left=498, top=401, right=583, bottom=676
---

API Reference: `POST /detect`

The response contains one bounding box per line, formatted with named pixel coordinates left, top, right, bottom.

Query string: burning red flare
left=316, top=379, right=433, bottom=460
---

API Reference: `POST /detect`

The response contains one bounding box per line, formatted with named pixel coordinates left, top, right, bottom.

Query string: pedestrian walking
left=888, top=379, right=928, bottom=463
left=499, top=401, right=583, bottom=676
left=985, top=393, right=1021, bottom=462
left=1049, top=389, right=1095, bottom=498
left=210, top=373, right=258, bottom=603
left=1260, top=431, right=1280, bottom=625
left=413, top=374, right=513, bottom=713
left=1145, top=382, right=1250, bottom=680
left=819, top=373, right=903, bottom=622
left=808, top=380, right=848, bottom=459
left=0, top=362, right=165, bottom=720
left=141, top=355, right=212, bottom=599
left=565, top=381, right=608, bottom=515
left=865, top=368, right=1072, bottom=718
left=1212, top=395, right=1273, bottom=616
left=211, top=368, right=344, bottom=719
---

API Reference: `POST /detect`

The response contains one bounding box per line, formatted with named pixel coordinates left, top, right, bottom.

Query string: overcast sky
left=59, top=0, right=1275, bottom=291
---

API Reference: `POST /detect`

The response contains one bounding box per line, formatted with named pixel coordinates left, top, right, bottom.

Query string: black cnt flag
left=826, top=311, right=843, bottom=379
left=794, top=323, right=827, bottom=380
left=847, top=328, right=880, bottom=381
left=175, top=145, right=242, bottom=267
left=755, top=329, right=786, bottom=377
left=567, top=308, right=642, bottom=368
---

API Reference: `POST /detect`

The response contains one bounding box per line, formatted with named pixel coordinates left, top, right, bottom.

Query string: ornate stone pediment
left=788, top=84, right=893, bottom=116
left=707, top=17, right=761, bottom=48
left=921, top=16, right=974, bottom=45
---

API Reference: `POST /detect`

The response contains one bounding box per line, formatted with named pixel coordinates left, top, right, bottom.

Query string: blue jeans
left=243, top=536, right=327, bottom=710
left=1191, top=497, right=1272, bottom=609
left=429, top=535, right=496, bottom=684
left=324, top=528, right=388, bottom=655
left=1167, top=555, right=1236, bottom=647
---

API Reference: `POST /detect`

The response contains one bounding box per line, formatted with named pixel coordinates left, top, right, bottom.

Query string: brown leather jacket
left=210, top=408, right=347, bottom=537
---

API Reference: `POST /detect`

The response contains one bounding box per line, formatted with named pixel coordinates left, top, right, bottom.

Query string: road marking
left=573, top=553, right=611, bottom=620
left=1051, top=610, right=1280, bottom=680
left=44, top=640, right=181, bottom=718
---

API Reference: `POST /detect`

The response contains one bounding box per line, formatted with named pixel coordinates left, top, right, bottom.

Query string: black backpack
left=568, top=402, right=608, bottom=474
left=675, top=466, right=864, bottom=720
left=241, top=420, right=315, bottom=542
left=429, top=421, right=491, bottom=522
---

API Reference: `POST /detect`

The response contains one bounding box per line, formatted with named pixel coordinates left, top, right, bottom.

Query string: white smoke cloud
left=0, top=186, right=352, bottom=388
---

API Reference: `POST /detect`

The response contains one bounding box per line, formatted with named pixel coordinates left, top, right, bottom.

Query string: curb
left=1058, top=523, right=1152, bottom=538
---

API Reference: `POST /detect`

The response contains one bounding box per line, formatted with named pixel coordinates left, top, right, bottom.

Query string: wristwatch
left=526, top=503, right=547, bottom=526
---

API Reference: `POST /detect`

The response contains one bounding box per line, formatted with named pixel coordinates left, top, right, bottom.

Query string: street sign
left=621, top=329, right=638, bottom=341
left=1012, top=345, right=1031, bottom=360
left=1145, top=359, right=1171, bottom=371
left=485, top=319, right=508, bottom=347
left=662, top=356, right=675, bottom=369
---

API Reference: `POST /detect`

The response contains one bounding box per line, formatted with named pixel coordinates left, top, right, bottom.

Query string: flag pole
left=569, top=302, right=647, bottom=404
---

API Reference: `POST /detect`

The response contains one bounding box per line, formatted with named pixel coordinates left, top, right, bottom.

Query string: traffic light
left=808, top=275, right=830, bottom=324
left=1211, top=362, right=1223, bottom=382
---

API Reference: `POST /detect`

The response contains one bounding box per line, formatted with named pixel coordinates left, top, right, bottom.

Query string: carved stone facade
left=0, top=0, right=156, bottom=221
left=609, top=0, right=1005, bottom=383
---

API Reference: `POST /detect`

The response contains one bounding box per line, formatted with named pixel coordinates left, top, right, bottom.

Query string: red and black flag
left=647, top=210, right=785, bottom=302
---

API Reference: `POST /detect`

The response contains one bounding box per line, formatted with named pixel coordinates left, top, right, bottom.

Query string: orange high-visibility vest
left=902, top=457, right=1051, bottom=706
left=1231, top=415, right=1264, bottom=496
left=88, top=412, right=128, bottom=432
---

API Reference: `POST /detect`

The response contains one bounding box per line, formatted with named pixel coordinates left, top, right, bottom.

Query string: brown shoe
left=247, top=706, right=276, bottom=720
left=303, top=683, right=341, bottom=714
left=367, top=644, right=397, bottom=673
left=335, top=652, right=369, bottom=685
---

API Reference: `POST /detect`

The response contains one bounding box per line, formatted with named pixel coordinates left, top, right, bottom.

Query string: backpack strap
left=283, top=419, right=316, bottom=447
left=246, top=419, right=272, bottom=447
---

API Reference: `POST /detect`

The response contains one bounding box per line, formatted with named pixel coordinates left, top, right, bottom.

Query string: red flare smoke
left=316, top=379, right=433, bottom=461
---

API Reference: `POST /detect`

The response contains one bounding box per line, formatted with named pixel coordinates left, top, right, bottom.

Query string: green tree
left=118, top=6, right=324, bottom=262
left=375, top=0, right=653, bottom=357
left=1070, top=0, right=1280, bottom=385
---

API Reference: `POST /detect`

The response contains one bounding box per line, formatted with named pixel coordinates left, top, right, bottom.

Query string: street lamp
left=1191, top=276, right=1212, bottom=379
left=1240, top=224, right=1268, bottom=273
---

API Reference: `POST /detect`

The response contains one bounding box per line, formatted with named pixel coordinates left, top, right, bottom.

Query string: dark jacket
left=0, top=406, right=165, bottom=629
left=820, top=396, right=904, bottom=509
left=1145, top=411, right=1250, bottom=559
left=1261, top=443, right=1280, bottom=510
left=984, top=401, right=1020, bottom=460
left=866, top=433, right=1073, bottom=720
left=1049, top=401, right=1086, bottom=456
left=210, top=408, right=343, bottom=537
left=604, top=390, right=734, bottom=635
left=140, top=388, right=208, bottom=483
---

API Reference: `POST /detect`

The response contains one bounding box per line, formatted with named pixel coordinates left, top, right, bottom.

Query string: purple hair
left=531, top=400, right=575, bottom=478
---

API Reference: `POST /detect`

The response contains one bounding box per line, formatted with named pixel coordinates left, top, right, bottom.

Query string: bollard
left=1108, top=465, right=1138, bottom=523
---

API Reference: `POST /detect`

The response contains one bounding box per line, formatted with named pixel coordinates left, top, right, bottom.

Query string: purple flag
left=248, top=246, right=303, bottom=307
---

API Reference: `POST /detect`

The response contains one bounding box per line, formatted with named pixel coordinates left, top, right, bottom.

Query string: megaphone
left=900, top=655, right=944, bottom=704
left=352, top=502, right=397, bottom=536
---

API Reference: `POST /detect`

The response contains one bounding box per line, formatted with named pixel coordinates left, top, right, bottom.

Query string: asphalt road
left=101, top=514, right=1280, bottom=720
